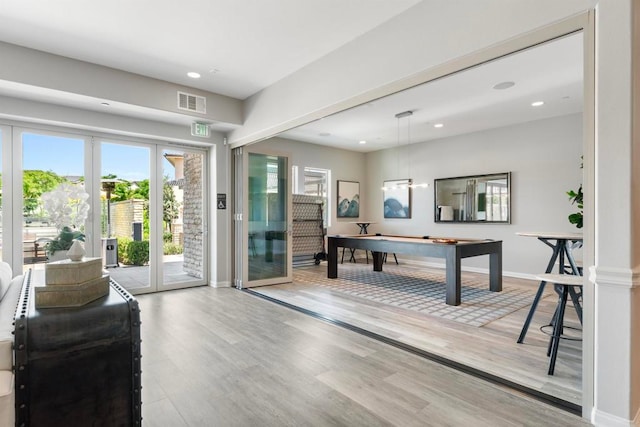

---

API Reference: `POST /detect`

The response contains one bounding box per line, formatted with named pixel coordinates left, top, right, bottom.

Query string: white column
left=592, top=0, right=640, bottom=425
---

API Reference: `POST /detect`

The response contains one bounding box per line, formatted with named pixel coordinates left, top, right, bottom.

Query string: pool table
left=327, top=234, right=502, bottom=306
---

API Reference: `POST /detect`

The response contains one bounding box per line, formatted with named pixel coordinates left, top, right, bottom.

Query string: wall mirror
left=434, top=172, right=511, bottom=223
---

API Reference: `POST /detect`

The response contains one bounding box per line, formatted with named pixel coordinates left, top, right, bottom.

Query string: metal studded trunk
left=14, top=270, right=142, bottom=426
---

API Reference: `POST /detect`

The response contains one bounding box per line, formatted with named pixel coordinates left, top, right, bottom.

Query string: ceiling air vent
left=177, top=91, right=206, bottom=114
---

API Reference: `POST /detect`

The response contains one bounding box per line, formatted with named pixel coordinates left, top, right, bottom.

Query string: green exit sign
left=191, top=122, right=209, bottom=137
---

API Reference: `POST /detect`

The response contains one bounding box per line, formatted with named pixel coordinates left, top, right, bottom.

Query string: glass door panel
left=22, top=132, right=85, bottom=272
left=101, top=142, right=152, bottom=293
left=11, top=128, right=208, bottom=293
left=160, top=149, right=206, bottom=289
left=0, top=131, right=3, bottom=262
left=243, top=151, right=291, bottom=287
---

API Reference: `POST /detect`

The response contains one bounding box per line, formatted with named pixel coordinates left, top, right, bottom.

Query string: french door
left=2, top=125, right=208, bottom=294
left=158, top=147, right=207, bottom=291
left=98, top=140, right=208, bottom=294
left=17, top=129, right=88, bottom=273
left=235, top=146, right=292, bottom=288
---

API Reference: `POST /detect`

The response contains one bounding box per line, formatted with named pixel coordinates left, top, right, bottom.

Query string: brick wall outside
left=182, top=153, right=203, bottom=278
left=110, top=199, right=145, bottom=239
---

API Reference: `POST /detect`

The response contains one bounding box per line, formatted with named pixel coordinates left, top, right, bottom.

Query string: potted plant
left=41, top=183, right=90, bottom=261
left=567, top=185, right=583, bottom=229
left=567, top=157, right=583, bottom=229
left=45, top=226, right=85, bottom=260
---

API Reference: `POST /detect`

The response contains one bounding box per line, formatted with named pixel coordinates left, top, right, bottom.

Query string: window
left=303, top=167, right=330, bottom=227
left=486, top=179, right=509, bottom=222
left=266, top=160, right=280, bottom=193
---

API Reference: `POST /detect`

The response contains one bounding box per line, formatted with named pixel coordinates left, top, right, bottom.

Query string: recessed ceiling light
left=359, top=140, right=367, bottom=145
left=493, top=81, right=515, bottom=90
left=187, top=72, right=201, bottom=79
left=531, top=101, right=545, bottom=107
left=434, top=123, right=444, bottom=128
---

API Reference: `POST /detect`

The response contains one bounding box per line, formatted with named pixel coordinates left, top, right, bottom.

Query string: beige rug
left=291, top=264, right=541, bottom=327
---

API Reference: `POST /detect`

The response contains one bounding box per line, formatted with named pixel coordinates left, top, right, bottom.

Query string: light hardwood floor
left=251, top=262, right=583, bottom=407
left=138, top=284, right=588, bottom=426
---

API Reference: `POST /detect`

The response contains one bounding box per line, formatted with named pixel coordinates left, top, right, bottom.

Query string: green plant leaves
left=45, top=226, right=85, bottom=255
left=567, top=184, right=583, bottom=229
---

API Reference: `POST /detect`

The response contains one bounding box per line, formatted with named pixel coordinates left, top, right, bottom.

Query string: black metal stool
left=383, top=252, right=398, bottom=264
left=535, top=273, right=583, bottom=375
left=341, top=222, right=373, bottom=264
left=516, top=235, right=583, bottom=344
left=341, top=247, right=368, bottom=263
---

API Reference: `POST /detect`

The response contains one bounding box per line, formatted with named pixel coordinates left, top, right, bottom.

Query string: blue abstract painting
left=337, top=180, right=360, bottom=218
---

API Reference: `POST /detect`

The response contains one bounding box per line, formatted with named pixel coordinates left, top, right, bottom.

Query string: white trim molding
left=590, top=264, right=640, bottom=426
left=590, top=265, right=640, bottom=290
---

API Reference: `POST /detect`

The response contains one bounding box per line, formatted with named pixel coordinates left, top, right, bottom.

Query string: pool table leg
left=328, top=239, right=338, bottom=278
left=446, top=249, right=462, bottom=306
left=490, top=249, right=502, bottom=292
left=372, top=251, right=384, bottom=271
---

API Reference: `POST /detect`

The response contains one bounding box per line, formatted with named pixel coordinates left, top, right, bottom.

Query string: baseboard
left=210, top=280, right=232, bottom=288
left=592, top=406, right=640, bottom=427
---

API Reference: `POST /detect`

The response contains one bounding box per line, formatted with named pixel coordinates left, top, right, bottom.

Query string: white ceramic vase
left=66, top=240, right=86, bottom=262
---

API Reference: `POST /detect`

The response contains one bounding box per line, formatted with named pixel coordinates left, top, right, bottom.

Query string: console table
left=14, top=270, right=142, bottom=426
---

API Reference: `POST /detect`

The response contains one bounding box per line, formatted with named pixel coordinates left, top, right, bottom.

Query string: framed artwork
left=337, top=180, right=360, bottom=218
left=383, top=179, right=412, bottom=218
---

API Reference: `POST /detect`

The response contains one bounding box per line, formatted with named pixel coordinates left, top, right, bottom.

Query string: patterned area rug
left=293, top=264, right=538, bottom=327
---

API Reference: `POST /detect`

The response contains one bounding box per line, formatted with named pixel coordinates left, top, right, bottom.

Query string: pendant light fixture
left=398, top=110, right=412, bottom=190
left=382, top=110, right=428, bottom=190
left=382, top=110, right=412, bottom=191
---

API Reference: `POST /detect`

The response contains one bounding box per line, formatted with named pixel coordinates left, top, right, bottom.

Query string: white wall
left=365, top=114, right=583, bottom=276
left=213, top=142, right=232, bottom=287
left=253, top=137, right=367, bottom=236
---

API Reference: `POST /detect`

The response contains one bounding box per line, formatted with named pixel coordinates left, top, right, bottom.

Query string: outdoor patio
left=23, top=254, right=198, bottom=292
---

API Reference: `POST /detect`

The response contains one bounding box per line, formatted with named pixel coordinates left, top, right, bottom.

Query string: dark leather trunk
left=14, top=270, right=142, bottom=426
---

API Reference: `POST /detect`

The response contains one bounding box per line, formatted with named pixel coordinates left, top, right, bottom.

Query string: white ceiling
left=0, top=0, right=421, bottom=100
left=280, top=32, right=584, bottom=152
left=0, top=2, right=582, bottom=151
